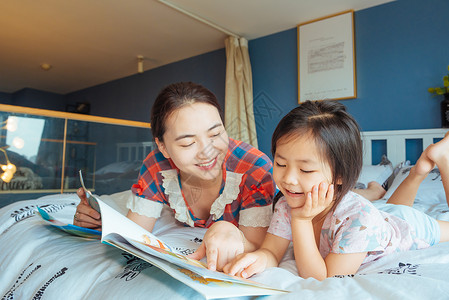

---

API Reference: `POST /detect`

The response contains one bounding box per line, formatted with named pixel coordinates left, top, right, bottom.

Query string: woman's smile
left=196, top=156, right=218, bottom=170
left=156, top=102, right=229, bottom=183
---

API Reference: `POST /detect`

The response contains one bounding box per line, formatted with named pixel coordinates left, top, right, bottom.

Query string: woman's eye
left=275, top=162, right=286, bottom=167
left=180, top=142, right=194, bottom=148
left=211, top=131, right=221, bottom=138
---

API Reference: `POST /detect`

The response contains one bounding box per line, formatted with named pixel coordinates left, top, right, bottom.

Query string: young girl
left=73, top=82, right=276, bottom=271
left=223, top=100, right=449, bottom=280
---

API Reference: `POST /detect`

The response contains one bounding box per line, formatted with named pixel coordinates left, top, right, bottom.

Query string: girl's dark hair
left=151, top=82, right=222, bottom=142
left=271, top=100, right=363, bottom=207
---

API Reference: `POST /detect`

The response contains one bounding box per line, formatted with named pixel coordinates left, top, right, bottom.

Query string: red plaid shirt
left=131, top=138, right=274, bottom=228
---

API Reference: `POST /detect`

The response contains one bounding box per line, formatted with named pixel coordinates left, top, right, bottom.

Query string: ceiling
left=0, top=0, right=394, bottom=94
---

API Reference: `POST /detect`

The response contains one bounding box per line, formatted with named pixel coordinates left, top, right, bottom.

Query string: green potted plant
left=428, top=65, right=449, bottom=128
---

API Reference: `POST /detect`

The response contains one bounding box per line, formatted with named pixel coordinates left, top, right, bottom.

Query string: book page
left=37, top=207, right=101, bottom=239
left=36, top=200, right=288, bottom=299
left=94, top=195, right=176, bottom=252
left=109, top=237, right=288, bottom=299
left=80, top=172, right=289, bottom=297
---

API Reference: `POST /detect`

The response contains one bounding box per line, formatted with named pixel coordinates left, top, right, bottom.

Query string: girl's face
left=156, top=102, right=229, bottom=183
left=273, top=131, right=333, bottom=209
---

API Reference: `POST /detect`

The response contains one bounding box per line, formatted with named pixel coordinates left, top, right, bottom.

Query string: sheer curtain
left=224, top=36, right=258, bottom=148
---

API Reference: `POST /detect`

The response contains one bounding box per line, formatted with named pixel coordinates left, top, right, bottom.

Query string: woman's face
left=273, top=132, right=333, bottom=210
left=156, top=102, right=229, bottom=183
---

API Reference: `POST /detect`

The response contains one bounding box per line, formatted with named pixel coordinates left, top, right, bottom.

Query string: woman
left=73, top=81, right=275, bottom=271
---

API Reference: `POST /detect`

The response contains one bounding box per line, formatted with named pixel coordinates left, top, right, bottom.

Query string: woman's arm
left=74, top=185, right=160, bottom=232
left=187, top=221, right=267, bottom=271
left=126, top=210, right=157, bottom=232
left=73, top=188, right=102, bottom=229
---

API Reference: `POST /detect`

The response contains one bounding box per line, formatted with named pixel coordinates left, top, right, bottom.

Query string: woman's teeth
left=198, top=159, right=214, bottom=167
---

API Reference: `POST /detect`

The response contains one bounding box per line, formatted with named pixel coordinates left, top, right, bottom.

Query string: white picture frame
left=298, top=10, right=357, bottom=103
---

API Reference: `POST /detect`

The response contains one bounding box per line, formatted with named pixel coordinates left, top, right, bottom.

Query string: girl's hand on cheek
left=291, top=182, right=334, bottom=220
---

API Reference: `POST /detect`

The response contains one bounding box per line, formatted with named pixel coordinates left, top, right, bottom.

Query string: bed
left=92, top=141, right=156, bottom=195
left=1, top=129, right=449, bottom=299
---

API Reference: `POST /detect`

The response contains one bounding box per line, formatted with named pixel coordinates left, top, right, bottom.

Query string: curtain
left=224, top=36, right=258, bottom=148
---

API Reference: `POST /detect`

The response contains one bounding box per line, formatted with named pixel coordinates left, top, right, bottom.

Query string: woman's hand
left=223, top=250, right=268, bottom=278
left=187, top=221, right=244, bottom=271
left=291, top=182, right=334, bottom=221
left=73, top=188, right=102, bottom=230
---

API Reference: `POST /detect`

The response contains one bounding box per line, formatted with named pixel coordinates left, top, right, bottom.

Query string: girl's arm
left=223, top=233, right=290, bottom=278
left=292, top=217, right=367, bottom=280
left=291, top=218, right=326, bottom=279
left=290, top=183, right=331, bottom=279
left=325, top=252, right=367, bottom=277
left=239, top=225, right=268, bottom=252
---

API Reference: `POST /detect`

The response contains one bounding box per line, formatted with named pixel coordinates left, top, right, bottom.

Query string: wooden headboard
left=361, top=128, right=448, bottom=167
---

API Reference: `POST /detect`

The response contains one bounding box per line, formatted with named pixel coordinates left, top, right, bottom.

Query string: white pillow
left=383, top=166, right=445, bottom=204
left=357, top=163, right=393, bottom=189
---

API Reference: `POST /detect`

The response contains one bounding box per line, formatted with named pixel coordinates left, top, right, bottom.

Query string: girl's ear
left=155, top=137, right=170, bottom=159
left=335, top=176, right=343, bottom=185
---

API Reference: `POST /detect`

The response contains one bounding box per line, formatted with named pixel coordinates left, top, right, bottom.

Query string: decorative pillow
left=385, top=160, right=411, bottom=189
left=356, top=155, right=394, bottom=189
left=383, top=166, right=445, bottom=205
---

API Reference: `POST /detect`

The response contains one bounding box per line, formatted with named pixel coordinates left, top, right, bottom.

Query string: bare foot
left=413, top=146, right=436, bottom=176
left=426, top=132, right=449, bottom=167
left=355, top=181, right=386, bottom=200
left=366, top=181, right=387, bottom=199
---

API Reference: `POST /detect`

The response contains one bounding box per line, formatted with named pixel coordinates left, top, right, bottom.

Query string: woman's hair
left=150, top=82, right=222, bottom=141
left=271, top=100, right=363, bottom=207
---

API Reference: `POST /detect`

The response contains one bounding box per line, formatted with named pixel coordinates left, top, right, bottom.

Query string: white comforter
left=1, top=192, right=449, bottom=300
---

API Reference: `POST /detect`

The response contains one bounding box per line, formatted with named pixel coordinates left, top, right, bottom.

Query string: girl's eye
left=300, top=169, right=314, bottom=174
left=275, top=162, right=286, bottom=167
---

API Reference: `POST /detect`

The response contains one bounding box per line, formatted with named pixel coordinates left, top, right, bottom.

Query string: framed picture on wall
left=297, top=10, right=356, bottom=103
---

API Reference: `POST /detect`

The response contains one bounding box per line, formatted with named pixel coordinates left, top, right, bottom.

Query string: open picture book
left=36, top=172, right=289, bottom=299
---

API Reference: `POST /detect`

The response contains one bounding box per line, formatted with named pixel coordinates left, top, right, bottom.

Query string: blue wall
left=2, top=0, right=448, bottom=158
left=249, top=0, right=449, bottom=156
left=249, top=28, right=299, bottom=156
left=65, top=49, right=226, bottom=122
left=350, top=0, right=448, bottom=130
left=1, top=88, right=66, bottom=111
left=0, top=92, right=12, bottom=104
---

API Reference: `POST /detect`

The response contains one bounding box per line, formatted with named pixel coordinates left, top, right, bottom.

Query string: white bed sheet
left=1, top=192, right=449, bottom=299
